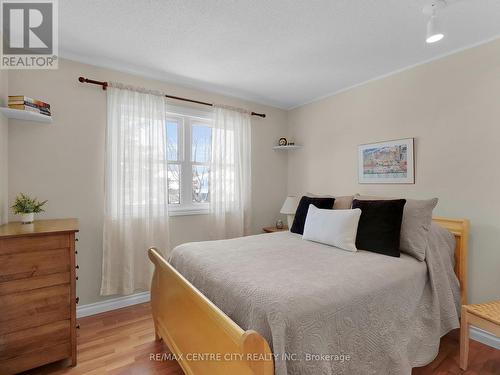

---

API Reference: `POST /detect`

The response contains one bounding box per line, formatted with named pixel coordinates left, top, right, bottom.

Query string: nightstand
left=262, top=226, right=289, bottom=233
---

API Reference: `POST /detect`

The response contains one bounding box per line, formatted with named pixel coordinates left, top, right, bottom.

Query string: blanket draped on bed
left=169, top=224, right=460, bottom=375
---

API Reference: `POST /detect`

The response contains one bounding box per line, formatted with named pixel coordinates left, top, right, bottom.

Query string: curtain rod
left=78, top=76, right=266, bottom=118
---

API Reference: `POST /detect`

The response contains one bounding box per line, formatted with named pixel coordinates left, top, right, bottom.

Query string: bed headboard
left=432, top=217, right=470, bottom=304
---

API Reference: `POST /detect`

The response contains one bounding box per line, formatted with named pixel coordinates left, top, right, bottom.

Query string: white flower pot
left=20, top=213, right=34, bottom=224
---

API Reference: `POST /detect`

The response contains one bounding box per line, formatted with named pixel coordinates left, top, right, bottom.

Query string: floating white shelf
left=0, top=107, right=52, bottom=123
left=272, top=145, right=302, bottom=150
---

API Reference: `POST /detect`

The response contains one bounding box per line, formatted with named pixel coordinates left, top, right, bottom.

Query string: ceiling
left=60, top=0, right=500, bottom=109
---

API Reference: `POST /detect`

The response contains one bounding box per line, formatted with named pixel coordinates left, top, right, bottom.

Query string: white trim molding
left=470, top=326, right=500, bottom=350
left=77, top=291, right=150, bottom=318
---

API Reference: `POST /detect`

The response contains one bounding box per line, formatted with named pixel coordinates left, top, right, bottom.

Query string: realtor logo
left=1, top=0, right=58, bottom=69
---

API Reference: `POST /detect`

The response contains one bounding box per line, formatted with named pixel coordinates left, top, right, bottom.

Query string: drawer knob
left=76, top=324, right=80, bottom=329
left=76, top=276, right=79, bottom=280
left=75, top=238, right=79, bottom=241
left=76, top=265, right=79, bottom=269
left=75, top=250, right=78, bottom=254
left=76, top=297, right=80, bottom=304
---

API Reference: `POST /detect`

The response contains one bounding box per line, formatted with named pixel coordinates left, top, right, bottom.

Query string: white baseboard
left=77, top=291, right=151, bottom=318
left=470, top=326, right=500, bottom=350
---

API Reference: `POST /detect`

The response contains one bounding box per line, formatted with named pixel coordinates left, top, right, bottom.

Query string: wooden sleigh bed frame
left=148, top=217, right=469, bottom=375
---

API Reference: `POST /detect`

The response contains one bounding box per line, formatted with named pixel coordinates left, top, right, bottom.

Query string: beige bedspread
left=169, top=223, right=460, bottom=375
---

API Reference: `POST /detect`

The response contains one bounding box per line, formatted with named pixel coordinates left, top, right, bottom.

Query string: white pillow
left=302, top=205, right=361, bottom=252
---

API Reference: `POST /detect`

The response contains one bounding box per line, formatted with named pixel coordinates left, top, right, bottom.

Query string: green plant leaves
left=11, top=193, right=47, bottom=214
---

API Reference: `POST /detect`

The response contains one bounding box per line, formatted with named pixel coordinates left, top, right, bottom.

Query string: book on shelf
left=8, top=95, right=51, bottom=115
left=8, top=104, right=51, bottom=116
left=9, top=95, right=50, bottom=108
left=8, top=101, right=49, bottom=111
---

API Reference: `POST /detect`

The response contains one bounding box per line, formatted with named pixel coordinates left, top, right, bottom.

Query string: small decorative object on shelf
left=11, top=193, right=47, bottom=224
left=276, top=219, right=284, bottom=229
left=278, top=137, right=287, bottom=146
left=272, top=137, right=301, bottom=150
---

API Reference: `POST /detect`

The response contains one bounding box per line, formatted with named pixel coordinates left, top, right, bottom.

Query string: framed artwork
left=358, top=138, right=414, bottom=184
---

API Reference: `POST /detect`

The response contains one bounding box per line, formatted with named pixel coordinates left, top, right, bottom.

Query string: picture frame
left=358, top=138, right=414, bottom=184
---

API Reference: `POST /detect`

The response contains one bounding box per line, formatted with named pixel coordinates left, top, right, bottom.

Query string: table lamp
left=280, top=196, right=299, bottom=229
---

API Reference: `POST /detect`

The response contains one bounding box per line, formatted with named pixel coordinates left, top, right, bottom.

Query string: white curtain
left=101, top=85, right=170, bottom=296
left=209, top=105, right=252, bottom=239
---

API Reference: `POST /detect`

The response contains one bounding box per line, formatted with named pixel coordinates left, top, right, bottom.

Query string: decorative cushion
left=352, top=199, right=406, bottom=257
left=356, top=195, right=438, bottom=260
left=306, top=192, right=354, bottom=209
left=302, top=205, right=361, bottom=252
left=290, top=196, right=335, bottom=235
left=333, top=195, right=355, bottom=210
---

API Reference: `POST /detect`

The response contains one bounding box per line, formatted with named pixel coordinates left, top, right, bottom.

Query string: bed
left=148, top=217, right=469, bottom=375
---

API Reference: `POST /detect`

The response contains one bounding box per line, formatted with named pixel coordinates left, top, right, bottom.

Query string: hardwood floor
left=21, top=302, right=499, bottom=375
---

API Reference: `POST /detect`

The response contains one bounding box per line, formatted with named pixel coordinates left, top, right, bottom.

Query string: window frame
left=166, top=105, right=213, bottom=216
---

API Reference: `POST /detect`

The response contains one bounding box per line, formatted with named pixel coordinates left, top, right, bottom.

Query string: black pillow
left=352, top=199, right=406, bottom=257
left=290, top=196, right=335, bottom=235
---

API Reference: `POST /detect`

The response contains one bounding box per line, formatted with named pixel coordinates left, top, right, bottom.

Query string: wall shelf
left=272, top=145, right=302, bottom=150
left=0, top=107, right=52, bottom=123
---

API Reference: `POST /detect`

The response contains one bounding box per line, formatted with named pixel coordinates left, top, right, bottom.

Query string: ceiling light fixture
left=426, top=14, right=443, bottom=43
left=423, top=0, right=447, bottom=44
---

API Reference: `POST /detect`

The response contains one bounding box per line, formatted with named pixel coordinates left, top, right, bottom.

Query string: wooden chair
left=460, top=301, right=500, bottom=370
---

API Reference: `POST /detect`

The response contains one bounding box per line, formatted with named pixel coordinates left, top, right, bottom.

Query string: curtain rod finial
left=78, top=76, right=85, bottom=83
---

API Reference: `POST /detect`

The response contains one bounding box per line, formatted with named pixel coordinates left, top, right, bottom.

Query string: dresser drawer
left=0, top=284, right=71, bottom=335
left=0, top=248, right=70, bottom=282
left=0, top=320, right=70, bottom=361
left=0, top=272, right=70, bottom=296
left=0, top=219, right=79, bottom=373
left=0, top=342, right=71, bottom=375
left=0, top=234, right=70, bottom=255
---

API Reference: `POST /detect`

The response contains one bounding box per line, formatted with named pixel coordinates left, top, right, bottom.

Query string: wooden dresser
left=0, top=218, right=79, bottom=374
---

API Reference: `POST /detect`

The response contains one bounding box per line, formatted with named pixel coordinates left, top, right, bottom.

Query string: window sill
left=169, top=208, right=209, bottom=217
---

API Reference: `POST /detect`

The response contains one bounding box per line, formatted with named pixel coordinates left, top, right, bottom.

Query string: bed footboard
left=148, top=248, right=274, bottom=375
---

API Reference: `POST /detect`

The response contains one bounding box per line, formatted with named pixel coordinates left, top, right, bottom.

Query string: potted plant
left=11, top=193, right=47, bottom=224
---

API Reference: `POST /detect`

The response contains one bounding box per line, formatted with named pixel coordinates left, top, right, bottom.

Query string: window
left=166, top=107, right=212, bottom=215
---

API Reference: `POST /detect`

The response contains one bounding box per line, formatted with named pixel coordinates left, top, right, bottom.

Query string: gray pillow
left=356, top=195, right=438, bottom=261
left=333, top=195, right=355, bottom=210
left=306, top=192, right=354, bottom=210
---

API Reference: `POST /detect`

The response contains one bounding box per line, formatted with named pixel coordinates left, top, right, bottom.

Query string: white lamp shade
left=280, top=196, right=299, bottom=215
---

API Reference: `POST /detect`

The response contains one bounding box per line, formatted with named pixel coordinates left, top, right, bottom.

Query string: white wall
left=287, top=38, right=500, bottom=304
left=0, top=70, right=8, bottom=225
left=7, top=39, right=500, bottom=307
left=8, top=59, right=288, bottom=304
